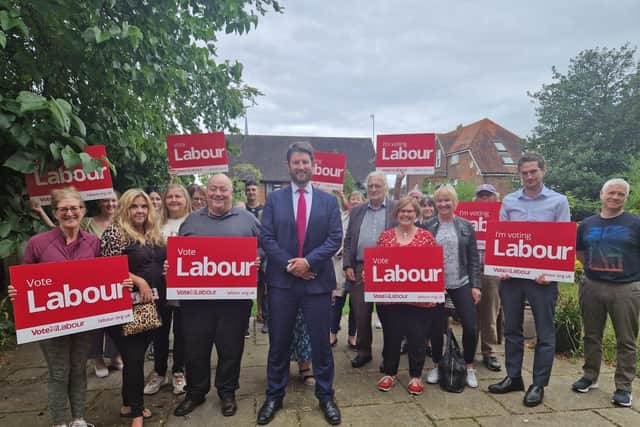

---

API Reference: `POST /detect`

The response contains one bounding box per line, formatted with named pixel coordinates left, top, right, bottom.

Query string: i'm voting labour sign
left=10, top=256, right=132, bottom=344
left=483, top=222, right=577, bottom=282
left=454, top=201, right=501, bottom=250
left=375, top=133, right=436, bottom=175
left=166, top=132, right=228, bottom=176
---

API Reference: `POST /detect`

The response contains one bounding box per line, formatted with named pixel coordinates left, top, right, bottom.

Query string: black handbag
left=438, top=327, right=467, bottom=393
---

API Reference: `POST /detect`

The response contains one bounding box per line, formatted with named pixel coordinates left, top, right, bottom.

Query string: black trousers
left=378, top=304, right=441, bottom=378
left=108, top=327, right=153, bottom=417
left=181, top=299, right=252, bottom=400
left=431, top=285, right=478, bottom=364
left=153, top=302, right=185, bottom=375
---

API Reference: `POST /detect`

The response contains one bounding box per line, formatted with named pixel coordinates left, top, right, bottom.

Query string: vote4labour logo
left=364, top=246, right=445, bottom=303
left=166, top=132, right=228, bottom=176
left=25, top=145, right=115, bottom=206
left=454, top=201, right=501, bottom=250
left=166, top=236, right=258, bottom=300
left=376, top=133, right=436, bottom=175
left=9, top=256, right=132, bottom=344
left=311, top=151, right=346, bottom=192
left=484, top=221, right=577, bottom=282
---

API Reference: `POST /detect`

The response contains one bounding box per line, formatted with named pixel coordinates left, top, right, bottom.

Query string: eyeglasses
left=57, top=206, right=83, bottom=213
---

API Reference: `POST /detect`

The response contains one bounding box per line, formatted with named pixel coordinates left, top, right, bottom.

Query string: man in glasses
left=488, top=152, right=570, bottom=407
left=343, top=171, right=398, bottom=369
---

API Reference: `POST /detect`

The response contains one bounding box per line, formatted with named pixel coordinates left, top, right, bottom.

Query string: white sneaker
left=144, top=371, right=168, bottom=395
left=172, top=372, right=186, bottom=395
left=466, top=368, right=478, bottom=388
left=94, top=358, right=109, bottom=378
left=69, top=420, right=95, bottom=427
left=427, top=367, right=440, bottom=384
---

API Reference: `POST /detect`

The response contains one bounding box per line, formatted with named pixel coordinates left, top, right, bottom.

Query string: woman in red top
left=376, top=196, right=440, bottom=396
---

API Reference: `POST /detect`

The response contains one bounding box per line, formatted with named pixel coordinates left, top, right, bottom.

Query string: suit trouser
left=477, top=274, right=502, bottom=358
left=580, top=277, right=640, bottom=392
left=181, top=299, right=252, bottom=400
left=349, top=262, right=374, bottom=357
left=500, top=278, right=558, bottom=387
left=266, top=285, right=334, bottom=402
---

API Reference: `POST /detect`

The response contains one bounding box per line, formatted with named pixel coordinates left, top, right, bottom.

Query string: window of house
left=450, top=153, right=459, bottom=165
left=501, top=155, right=515, bottom=165
left=493, top=141, right=507, bottom=152
left=436, top=149, right=442, bottom=168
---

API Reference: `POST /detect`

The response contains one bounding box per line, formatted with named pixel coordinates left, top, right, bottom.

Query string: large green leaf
left=0, top=30, right=6, bottom=49
left=61, top=145, right=81, bottom=168
left=0, top=222, right=10, bottom=238
left=71, top=114, right=86, bottom=137
left=79, top=152, right=103, bottom=172
left=48, top=99, right=71, bottom=133
left=17, top=91, right=47, bottom=113
left=3, top=151, right=38, bottom=173
left=0, top=239, right=15, bottom=259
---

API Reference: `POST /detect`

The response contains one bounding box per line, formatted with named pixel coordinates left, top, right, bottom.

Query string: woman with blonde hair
left=423, top=184, right=481, bottom=389
left=101, top=189, right=166, bottom=427
left=144, top=184, right=191, bottom=396
left=9, top=187, right=132, bottom=427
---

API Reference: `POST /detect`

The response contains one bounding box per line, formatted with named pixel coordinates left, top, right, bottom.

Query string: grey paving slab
left=0, top=411, right=50, bottom=427
left=333, top=371, right=412, bottom=407
left=0, top=380, right=48, bottom=413
left=167, top=394, right=258, bottom=427
left=4, top=366, right=48, bottom=383
left=478, top=380, right=552, bottom=415
left=415, top=384, right=509, bottom=420
left=542, top=375, right=615, bottom=411
left=300, top=402, right=432, bottom=427
left=595, top=407, right=640, bottom=425
left=435, top=419, right=480, bottom=427
left=477, top=410, right=616, bottom=427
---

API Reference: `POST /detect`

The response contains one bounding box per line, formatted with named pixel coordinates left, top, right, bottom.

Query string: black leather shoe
left=257, top=398, right=282, bottom=425
left=221, top=396, right=237, bottom=417
left=351, top=355, right=372, bottom=368
left=483, top=356, right=502, bottom=372
left=523, top=385, right=544, bottom=407
left=319, top=400, right=341, bottom=425
left=174, top=396, right=205, bottom=416
left=488, top=376, right=525, bottom=394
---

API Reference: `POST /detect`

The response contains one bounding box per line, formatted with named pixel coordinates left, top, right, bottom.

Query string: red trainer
left=377, top=375, right=397, bottom=392
left=407, top=379, right=424, bottom=395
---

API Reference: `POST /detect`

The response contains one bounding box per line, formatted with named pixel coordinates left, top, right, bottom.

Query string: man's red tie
left=297, top=188, right=307, bottom=257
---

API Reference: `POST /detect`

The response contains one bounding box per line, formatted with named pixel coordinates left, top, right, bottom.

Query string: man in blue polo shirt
left=488, top=152, right=570, bottom=407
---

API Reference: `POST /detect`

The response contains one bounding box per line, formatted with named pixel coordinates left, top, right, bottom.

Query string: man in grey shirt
left=343, top=171, right=397, bottom=368
left=173, top=173, right=260, bottom=418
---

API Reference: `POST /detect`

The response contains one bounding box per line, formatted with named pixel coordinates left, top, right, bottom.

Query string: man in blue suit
left=257, top=142, right=343, bottom=425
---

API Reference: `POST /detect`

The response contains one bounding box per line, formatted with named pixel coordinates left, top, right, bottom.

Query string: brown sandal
left=299, top=368, right=316, bottom=386
left=120, top=407, right=152, bottom=419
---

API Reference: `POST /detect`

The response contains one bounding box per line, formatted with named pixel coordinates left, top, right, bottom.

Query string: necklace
left=398, top=227, right=412, bottom=240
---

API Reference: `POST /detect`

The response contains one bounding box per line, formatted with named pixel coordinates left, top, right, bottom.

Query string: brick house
left=227, top=135, right=376, bottom=204
left=406, top=118, right=524, bottom=198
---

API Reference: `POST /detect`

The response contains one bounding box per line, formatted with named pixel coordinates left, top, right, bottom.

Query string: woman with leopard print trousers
left=100, top=189, right=166, bottom=427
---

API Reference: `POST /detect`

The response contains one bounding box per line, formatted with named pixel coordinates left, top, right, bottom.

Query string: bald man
left=174, top=174, right=261, bottom=418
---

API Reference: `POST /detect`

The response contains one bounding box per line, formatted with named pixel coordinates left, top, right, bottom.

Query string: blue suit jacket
left=260, top=185, right=342, bottom=294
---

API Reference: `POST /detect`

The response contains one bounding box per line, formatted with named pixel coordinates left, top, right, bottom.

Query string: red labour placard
left=375, top=133, right=436, bottom=175
left=166, top=236, right=258, bottom=299
left=10, top=256, right=132, bottom=344
left=484, top=221, right=577, bottom=282
left=166, top=132, right=228, bottom=176
left=364, top=246, right=445, bottom=303
left=25, top=145, right=115, bottom=206
left=454, top=201, right=502, bottom=250
left=311, top=151, right=346, bottom=192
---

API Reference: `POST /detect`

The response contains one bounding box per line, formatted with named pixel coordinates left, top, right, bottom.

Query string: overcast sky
left=216, top=0, right=639, bottom=141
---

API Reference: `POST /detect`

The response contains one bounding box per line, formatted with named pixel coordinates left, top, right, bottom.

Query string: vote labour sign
left=484, top=221, right=577, bottom=282
left=166, top=132, right=228, bottom=176
left=311, top=151, right=346, bottom=192
left=166, top=236, right=258, bottom=299
left=9, top=256, right=132, bottom=344
left=364, top=246, right=445, bottom=303
left=25, top=145, right=115, bottom=206
left=376, top=133, right=436, bottom=175
left=454, top=201, right=501, bottom=250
